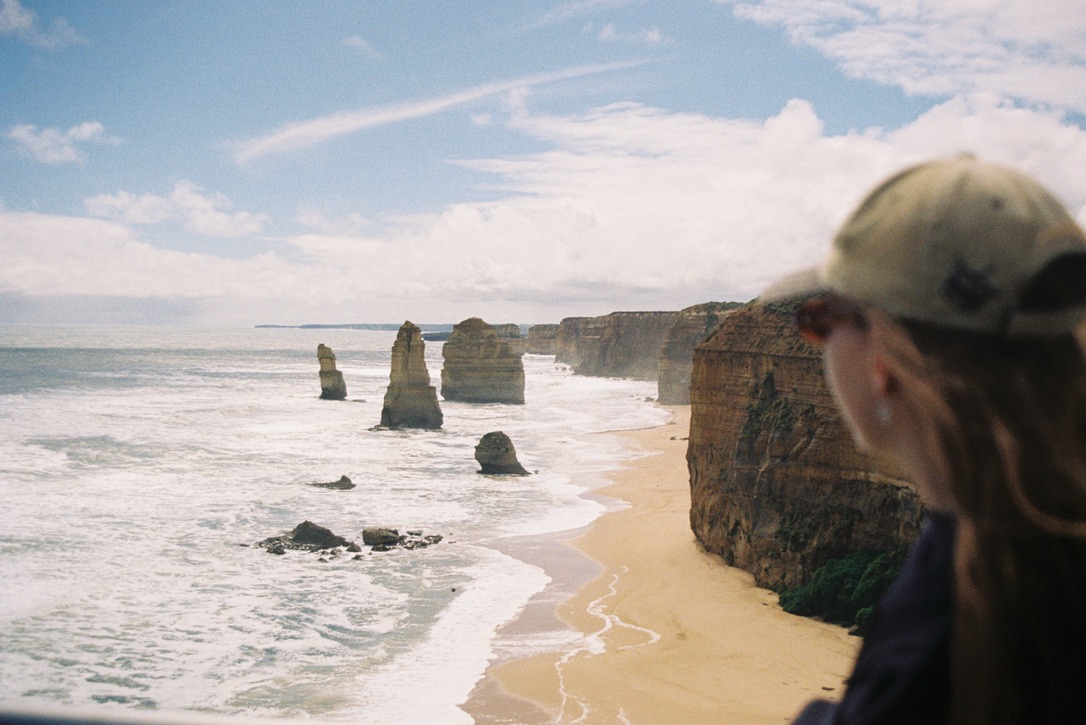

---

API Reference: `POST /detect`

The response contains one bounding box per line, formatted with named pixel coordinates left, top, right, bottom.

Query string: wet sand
left=463, top=405, right=860, bottom=724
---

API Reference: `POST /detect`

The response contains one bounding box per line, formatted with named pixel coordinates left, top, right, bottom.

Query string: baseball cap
left=765, top=154, right=1086, bottom=337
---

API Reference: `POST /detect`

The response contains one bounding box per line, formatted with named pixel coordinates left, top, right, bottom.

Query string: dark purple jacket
left=792, top=513, right=956, bottom=725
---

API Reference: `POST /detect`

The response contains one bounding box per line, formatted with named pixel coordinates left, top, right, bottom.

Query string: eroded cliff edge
left=556, top=311, right=679, bottom=380
left=687, top=300, right=924, bottom=590
left=658, top=301, right=742, bottom=404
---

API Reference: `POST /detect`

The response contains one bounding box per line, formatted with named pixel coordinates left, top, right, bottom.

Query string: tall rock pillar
left=380, top=322, right=443, bottom=429
left=317, top=344, right=347, bottom=400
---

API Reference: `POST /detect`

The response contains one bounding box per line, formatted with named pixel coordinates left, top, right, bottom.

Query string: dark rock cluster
left=257, top=521, right=443, bottom=556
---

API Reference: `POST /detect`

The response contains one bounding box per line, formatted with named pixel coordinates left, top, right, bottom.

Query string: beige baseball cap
left=766, top=154, right=1086, bottom=337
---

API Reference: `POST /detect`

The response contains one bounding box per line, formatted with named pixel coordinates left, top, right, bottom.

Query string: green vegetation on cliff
left=778, top=548, right=906, bottom=634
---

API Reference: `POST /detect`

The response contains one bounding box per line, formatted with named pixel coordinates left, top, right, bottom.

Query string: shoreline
left=462, top=405, right=860, bottom=724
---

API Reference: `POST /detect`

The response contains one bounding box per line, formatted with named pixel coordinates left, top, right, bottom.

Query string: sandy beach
left=464, top=405, right=860, bottom=724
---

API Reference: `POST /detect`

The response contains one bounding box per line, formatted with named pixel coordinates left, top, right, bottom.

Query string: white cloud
left=261, top=95, right=1086, bottom=316
left=8, top=94, right=1086, bottom=325
left=230, top=61, right=647, bottom=163
left=533, top=0, right=639, bottom=28
left=0, top=0, right=84, bottom=49
left=7, top=122, right=119, bottom=164
left=343, top=35, right=381, bottom=59
left=720, top=0, right=1086, bottom=114
left=597, top=22, right=668, bottom=45
left=85, top=181, right=270, bottom=238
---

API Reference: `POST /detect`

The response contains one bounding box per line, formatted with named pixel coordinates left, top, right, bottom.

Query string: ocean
left=0, top=324, right=667, bottom=723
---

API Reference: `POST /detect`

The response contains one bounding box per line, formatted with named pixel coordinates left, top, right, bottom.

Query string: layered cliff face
left=440, top=317, right=525, bottom=404
left=555, top=311, right=679, bottom=381
left=525, top=324, right=558, bottom=355
left=380, top=321, right=443, bottom=429
left=687, top=300, right=923, bottom=590
left=316, top=344, right=347, bottom=400
left=554, top=317, right=589, bottom=367
left=657, top=301, right=743, bottom=404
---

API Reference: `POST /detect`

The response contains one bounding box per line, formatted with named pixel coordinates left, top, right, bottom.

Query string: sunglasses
left=795, top=296, right=866, bottom=344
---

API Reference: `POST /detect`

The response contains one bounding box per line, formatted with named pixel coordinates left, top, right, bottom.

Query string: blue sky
left=3, top=0, right=1086, bottom=326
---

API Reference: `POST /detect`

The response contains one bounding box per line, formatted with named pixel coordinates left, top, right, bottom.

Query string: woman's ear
left=871, top=353, right=897, bottom=396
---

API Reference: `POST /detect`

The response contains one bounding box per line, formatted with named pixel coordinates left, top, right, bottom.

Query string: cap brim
left=760, top=267, right=826, bottom=302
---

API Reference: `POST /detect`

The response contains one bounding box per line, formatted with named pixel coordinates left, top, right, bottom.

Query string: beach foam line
left=553, top=565, right=662, bottom=723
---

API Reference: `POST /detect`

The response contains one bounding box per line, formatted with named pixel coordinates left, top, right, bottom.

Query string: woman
left=771, top=155, right=1086, bottom=724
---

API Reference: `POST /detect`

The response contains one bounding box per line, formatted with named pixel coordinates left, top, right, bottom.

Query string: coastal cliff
left=687, top=300, right=923, bottom=590
left=441, top=317, right=525, bottom=404
left=555, top=311, right=679, bottom=381
left=554, top=317, right=589, bottom=368
left=657, top=301, right=743, bottom=404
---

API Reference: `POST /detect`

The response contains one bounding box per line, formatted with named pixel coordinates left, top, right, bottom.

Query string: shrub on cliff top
left=778, top=548, right=906, bottom=634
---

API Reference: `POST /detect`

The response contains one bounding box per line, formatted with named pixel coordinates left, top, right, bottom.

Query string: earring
left=875, top=398, right=893, bottom=427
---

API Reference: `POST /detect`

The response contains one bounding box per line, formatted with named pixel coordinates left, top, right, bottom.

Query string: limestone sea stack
left=687, top=299, right=923, bottom=590
left=492, top=323, right=526, bottom=355
left=525, top=324, right=558, bottom=355
left=474, top=431, right=529, bottom=475
left=657, top=301, right=742, bottom=404
left=380, top=321, right=443, bottom=429
left=440, top=317, right=525, bottom=404
left=317, top=344, right=347, bottom=400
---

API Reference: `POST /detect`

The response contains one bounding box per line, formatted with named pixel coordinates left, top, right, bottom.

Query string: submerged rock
left=380, top=321, right=443, bottom=429
left=317, top=344, right=348, bottom=400
left=310, top=475, right=355, bottom=490
left=362, top=527, right=444, bottom=552
left=258, top=520, right=357, bottom=553
left=362, top=527, right=402, bottom=547
left=474, top=431, right=529, bottom=475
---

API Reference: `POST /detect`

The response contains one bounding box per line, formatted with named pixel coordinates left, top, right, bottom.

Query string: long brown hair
left=866, top=310, right=1086, bottom=724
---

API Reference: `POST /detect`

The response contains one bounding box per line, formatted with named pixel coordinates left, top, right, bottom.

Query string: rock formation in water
left=687, top=299, right=924, bottom=590
left=362, top=528, right=445, bottom=552
left=492, top=323, right=526, bottom=355
left=257, top=521, right=442, bottom=555
left=555, top=311, right=680, bottom=380
left=309, top=475, right=355, bottom=490
left=380, top=321, right=443, bottom=429
left=657, top=301, right=743, bottom=404
left=474, top=431, right=529, bottom=475
left=317, top=344, right=347, bottom=400
left=440, top=317, right=525, bottom=404
left=525, top=324, right=559, bottom=355
left=258, top=520, right=359, bottom=554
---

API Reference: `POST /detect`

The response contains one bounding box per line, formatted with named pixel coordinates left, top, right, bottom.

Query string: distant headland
left=255, top=323, right=455, bottom=332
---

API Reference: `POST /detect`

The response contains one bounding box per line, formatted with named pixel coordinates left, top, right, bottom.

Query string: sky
left=3, top=0, right=1086, bottom=327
